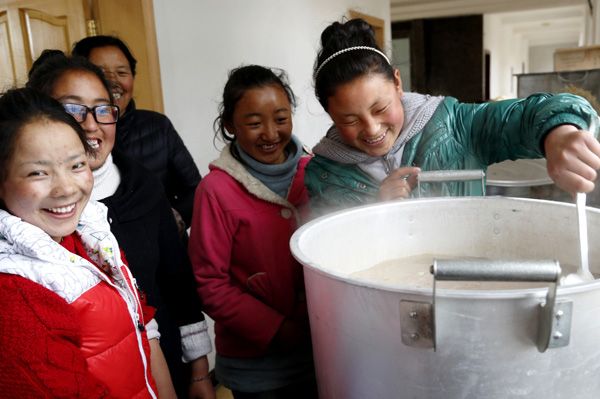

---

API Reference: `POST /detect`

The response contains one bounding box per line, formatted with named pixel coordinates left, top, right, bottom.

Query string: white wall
left=153, top=0, right=391, bottom=178
left=484, top=4, right=595, bottom=99
left=152, top=0, right=391, bottom=370
left=484, top=13, right=523, bottom=99
left=587, top=0, right=600, bottom=45
left=529, top=43, right=578, bottom=73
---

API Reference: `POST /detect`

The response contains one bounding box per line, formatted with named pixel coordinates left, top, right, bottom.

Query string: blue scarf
left=235, top=135, right=302, bottom=198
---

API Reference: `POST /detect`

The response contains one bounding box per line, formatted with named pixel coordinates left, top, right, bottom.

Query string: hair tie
left=314, top=46, right=391, bottom=81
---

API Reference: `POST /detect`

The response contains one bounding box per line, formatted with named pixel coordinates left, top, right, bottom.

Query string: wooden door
left=0, top=0, right=86, bottom=90
left=92, top=0, right=163, bottom=113
left=349, top=10, right=386, bottom=52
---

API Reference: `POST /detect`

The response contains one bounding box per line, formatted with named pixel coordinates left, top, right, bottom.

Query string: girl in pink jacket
left=188, top=65, right=318, bottom=399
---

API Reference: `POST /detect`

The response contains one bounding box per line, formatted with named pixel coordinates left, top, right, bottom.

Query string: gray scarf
left=235, top=135, right=303, bottom=198
left=312, top=92, right=444, bottom=181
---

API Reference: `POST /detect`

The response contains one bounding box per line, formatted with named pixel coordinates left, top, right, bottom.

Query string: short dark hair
left=214, top=64, right=296, bottom=151
left=0, top=88, right=93, bottom=184
left=314, top=18, right=395, bottom=111
left=26, top=50, right=114, bottom=104
left=72, top=35, right=138, bottom=76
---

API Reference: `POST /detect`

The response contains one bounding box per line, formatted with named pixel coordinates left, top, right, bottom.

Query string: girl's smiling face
left=326, top=69, right=404, bottom=157
left=51, top=70, right=116, bottom=171
left=0, top=120, right=93, bottom=242
left=226, top=84, right=293, bottom=165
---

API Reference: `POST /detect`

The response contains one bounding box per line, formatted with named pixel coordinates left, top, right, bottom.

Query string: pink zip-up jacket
left=189, top=145, right=311, bottom=358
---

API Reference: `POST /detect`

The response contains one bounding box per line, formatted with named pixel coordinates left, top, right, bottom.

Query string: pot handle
left=431, top=258, right=559, bottom=282
left=431, top=259, right=569, bottom=353
left=416, top=169, right=486, bottom=197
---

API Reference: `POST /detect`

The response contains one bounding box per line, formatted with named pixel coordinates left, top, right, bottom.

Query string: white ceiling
left=390, top=0, right=589, bottom=21
left=390, top=0, right=590, bottom=47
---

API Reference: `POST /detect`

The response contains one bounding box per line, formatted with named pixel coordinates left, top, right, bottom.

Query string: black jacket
left=99, top=151, right=205, bottom=397
left=115, top=100, right=201, bottom=226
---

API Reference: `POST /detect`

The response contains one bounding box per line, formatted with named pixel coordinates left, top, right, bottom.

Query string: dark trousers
left=232, top=378, right=319, bottom=399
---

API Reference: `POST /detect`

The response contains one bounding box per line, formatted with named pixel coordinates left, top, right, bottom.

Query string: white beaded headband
left=314, top=46, right=391, bottom=80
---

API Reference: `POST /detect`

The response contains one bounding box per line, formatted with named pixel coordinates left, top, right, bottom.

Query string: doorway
left=391, top=15, right=485, bottom=102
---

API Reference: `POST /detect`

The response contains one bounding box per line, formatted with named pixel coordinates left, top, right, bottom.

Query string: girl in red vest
left=0, top=88, right=168, bottom=398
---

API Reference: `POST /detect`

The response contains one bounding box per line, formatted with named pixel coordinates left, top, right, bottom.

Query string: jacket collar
left=116, top=100, right=137, bottom=139
left=0, top=201, right=132, bottom=304
left=211, top=145, right=296, bottom=208
left=100, top=150, right=162, bottom=221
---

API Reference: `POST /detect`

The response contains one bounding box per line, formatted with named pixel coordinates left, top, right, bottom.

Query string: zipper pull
left=382, top=155, right=391, bottom=175
left=135, top=313, right=145, bottom=332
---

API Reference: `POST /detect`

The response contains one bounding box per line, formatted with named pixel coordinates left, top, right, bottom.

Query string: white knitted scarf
left=91, top=153, right=122, bottom=201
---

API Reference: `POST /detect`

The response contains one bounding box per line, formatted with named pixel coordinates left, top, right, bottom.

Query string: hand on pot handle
left=379, top=166, right=421, bottom=202
left=544, top=123, right=600, bottom=197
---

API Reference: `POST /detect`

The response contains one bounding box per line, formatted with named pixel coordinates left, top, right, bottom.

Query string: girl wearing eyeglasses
left=72, top=36, right=201, bottom=238
left=27, top=52, right=215, bottom=399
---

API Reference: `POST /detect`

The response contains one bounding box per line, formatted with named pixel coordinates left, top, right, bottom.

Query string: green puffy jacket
left=305, top=93, right=598, bottom=214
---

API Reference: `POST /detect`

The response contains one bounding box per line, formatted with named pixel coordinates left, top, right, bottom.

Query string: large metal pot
left=486, top=159, right=569, bottom=202
left=290, top=197, right=600, bottom=399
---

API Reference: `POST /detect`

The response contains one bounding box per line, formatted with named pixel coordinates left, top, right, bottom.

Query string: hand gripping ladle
left=561, top=117, right=597, bottom=285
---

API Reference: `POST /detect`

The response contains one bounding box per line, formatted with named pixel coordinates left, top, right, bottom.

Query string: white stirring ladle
left=561, top=117, right=598, bottom=285
left=562, top=193, right=594, bottom=284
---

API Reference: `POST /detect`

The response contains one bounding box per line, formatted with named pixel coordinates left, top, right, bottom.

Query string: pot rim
left=298, top=259, right=600, bottom=299
left=291, top=197, right=600, bottom=299
left=486, top=159, right=553, bottom=187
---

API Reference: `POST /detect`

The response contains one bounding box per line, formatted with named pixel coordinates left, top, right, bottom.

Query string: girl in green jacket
left=305, top=18, right=600, bottom=215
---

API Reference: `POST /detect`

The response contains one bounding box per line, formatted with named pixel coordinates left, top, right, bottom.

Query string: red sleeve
left=140, top=293, right=156, bottom=327
left=119, top=248, right=156, bottom=325
left=0, top=274, right=116, bottom=398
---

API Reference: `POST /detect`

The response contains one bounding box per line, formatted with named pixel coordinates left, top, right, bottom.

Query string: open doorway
left=391, top=15, right=485, bottom=102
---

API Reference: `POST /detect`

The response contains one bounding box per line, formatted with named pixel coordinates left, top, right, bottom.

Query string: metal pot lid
left=486, top=158, right=553, bottom=187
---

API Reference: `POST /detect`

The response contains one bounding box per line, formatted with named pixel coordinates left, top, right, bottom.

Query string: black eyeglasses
left=62, top=103, right=120, bottom=124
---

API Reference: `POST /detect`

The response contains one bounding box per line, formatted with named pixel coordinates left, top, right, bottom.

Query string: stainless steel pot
left=291, top=197, right=600, bottom=399
left=485, top=159, right=569, bottom=201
